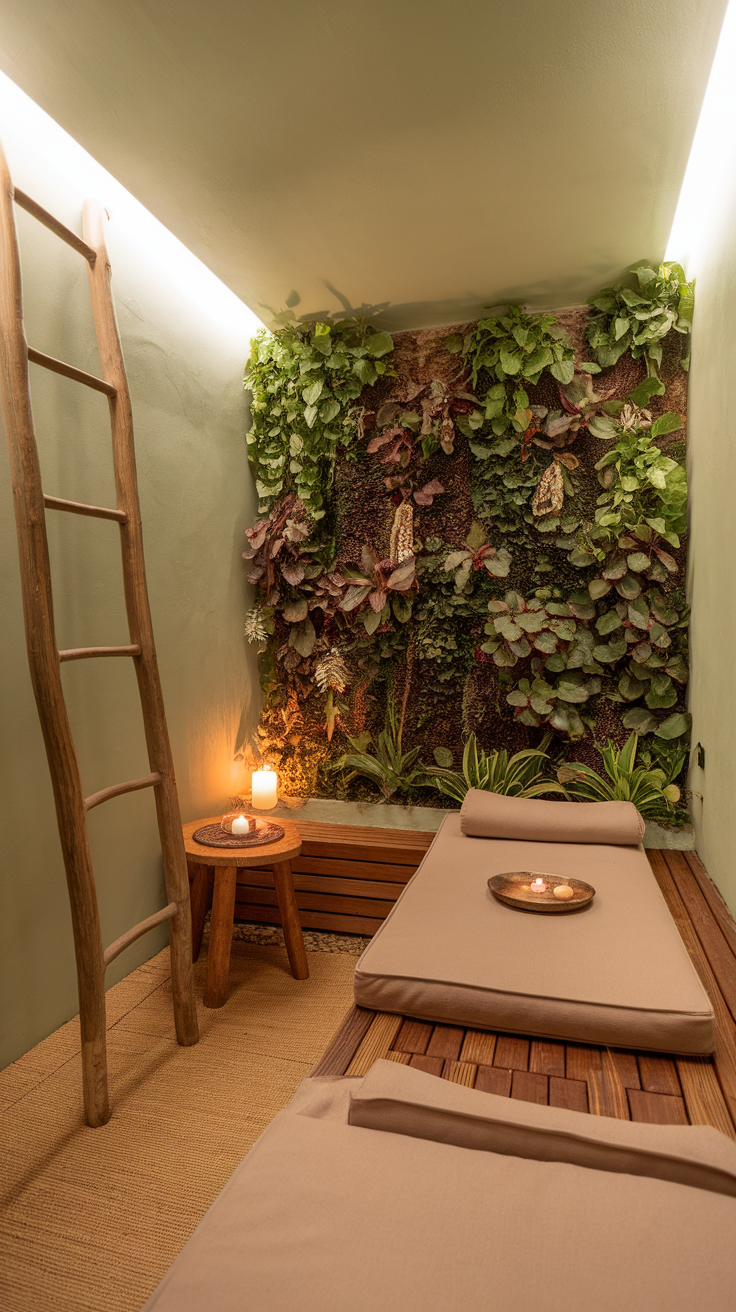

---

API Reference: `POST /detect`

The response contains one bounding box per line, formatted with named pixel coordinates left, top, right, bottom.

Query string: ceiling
left=0, top=0, right=728, bottom=330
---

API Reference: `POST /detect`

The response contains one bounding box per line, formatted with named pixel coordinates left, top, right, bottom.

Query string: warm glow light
left=0, top=71, right=264, bottom=346
left=665, top=2, right=736, bottom=270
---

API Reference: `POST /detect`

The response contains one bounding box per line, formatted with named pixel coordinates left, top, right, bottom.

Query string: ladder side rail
left=82, top=199, right=198, bottom=1048
left=0, top=148, right=110, bottom=1127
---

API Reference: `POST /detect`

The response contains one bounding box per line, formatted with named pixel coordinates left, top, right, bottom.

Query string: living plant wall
left=241, top=264, right=693, bottom=820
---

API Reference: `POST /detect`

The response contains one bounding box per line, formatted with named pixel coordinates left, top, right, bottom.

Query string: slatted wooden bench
left=233, top=820, right=436, bottom=936
left=312, top=848, right=736, bottom=1138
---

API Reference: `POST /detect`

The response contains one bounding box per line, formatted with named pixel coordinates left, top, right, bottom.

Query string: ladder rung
left=85, top=771, right=162, bottom=812
left=43, top=494, right=128, bottom=524
left=103, top=901, right=177, bottom=967
left=28, top=346, right=117, bottom=398
left=59, top=644, right=141, bottom=662
left=14, top=187, right=98, bottom=264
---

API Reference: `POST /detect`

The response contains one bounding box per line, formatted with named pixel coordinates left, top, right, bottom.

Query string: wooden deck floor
left=313, top=849, right=736, bottom=1139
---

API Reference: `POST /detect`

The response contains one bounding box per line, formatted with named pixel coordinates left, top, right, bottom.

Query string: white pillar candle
left=252, top=764, right=278, bottom=810
left=231, top=814, right=251, bottom=835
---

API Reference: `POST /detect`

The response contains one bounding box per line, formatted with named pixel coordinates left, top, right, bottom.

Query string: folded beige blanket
left=459, top=788, right=645, bottom=845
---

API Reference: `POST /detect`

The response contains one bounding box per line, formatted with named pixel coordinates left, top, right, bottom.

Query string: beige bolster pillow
left=460, top=789, right=645, bottom=845
left=349, top=1061, right=736, bottom=1199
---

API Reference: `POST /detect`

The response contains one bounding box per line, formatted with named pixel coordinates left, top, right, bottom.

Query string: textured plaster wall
left=672, top=2, right=736, bottom=915
left=0, top=81, right=261, bottom=1067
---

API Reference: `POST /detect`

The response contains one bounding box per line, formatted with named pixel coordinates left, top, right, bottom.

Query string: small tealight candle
left=231, top=814, right=251, bottom=835
left=530, top=877, right=548, bottom=894
left=252, top=763, right=278, bottom=810
left=553, top=884, right=574, bottom=900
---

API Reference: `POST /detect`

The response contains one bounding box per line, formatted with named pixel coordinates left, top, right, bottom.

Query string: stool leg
left=203, top=866, right=237, bottom=1007
left=272, top=860, right=309, bottom=981
left=189, top=861, right=215, bottom=962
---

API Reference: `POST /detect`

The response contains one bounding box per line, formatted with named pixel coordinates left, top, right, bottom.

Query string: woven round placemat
left=192, top=821, right=285, bottom=849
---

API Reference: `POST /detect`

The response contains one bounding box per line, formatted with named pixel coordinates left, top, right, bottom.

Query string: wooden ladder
left=0, top=144, right=199, bottom=1127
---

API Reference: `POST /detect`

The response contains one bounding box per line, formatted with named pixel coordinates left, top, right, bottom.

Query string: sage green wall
left=0, top=87, right=262, bottom=1068
left=671, top=3, right=736, bottom=916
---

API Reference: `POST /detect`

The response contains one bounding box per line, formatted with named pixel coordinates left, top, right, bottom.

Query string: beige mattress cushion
left=350, top=1060, right=736, bottom=1198
left=460, top=788, right=645, bottom=844
left=353, top=815, right=714, bottom=1053
left=144, top=1093, right=736, bottom=1311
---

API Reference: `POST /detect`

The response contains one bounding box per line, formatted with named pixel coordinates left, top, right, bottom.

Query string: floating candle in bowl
left=530, top=877, right=548, bottom=894
left=220, top=811, right=253, bottom=835
left=252, top=764, right=278, bottom=810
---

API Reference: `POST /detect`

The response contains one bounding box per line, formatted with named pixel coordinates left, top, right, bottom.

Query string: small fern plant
left=427, top=733, right=565, bottom=804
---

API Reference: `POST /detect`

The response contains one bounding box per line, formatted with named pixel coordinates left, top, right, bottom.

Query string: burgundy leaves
left=243, top=492, right=346, bottom=617
left=361, top=377, right=480, bottom=505
left=339, top=545, right=417, bottom=617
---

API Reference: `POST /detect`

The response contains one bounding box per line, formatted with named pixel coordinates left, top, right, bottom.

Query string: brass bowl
left=488, top=871, right=595, bottom=914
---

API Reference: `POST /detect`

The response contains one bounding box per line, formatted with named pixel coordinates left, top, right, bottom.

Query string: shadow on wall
left=256, top=268, right=654, bottom=334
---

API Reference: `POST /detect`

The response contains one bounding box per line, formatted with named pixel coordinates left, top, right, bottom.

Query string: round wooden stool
left=183, top=816, right=308, bottom=1008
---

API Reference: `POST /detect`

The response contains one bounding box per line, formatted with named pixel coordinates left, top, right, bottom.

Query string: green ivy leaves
left=244, top=320, right=396, bottom=522
left=586, top=262, right=693, bottom=376
left=450, top=306, right=575, bottom=439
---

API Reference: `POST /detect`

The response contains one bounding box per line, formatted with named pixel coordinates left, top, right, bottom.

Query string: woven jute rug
left=0, top=937, right=356, bottom=1311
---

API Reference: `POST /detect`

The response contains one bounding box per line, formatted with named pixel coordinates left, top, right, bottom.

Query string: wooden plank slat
left=664, top=851, right=736, bottom=1024
left=294, top=820, right=436, bottom=867
left=311, top=1004, right=375, bottom=1077
left=494, top=1036, right=529, bottom=1071
left=345, top=1012, right=404, bottom=1077
left=566, top=1044, right=602, bottom=1082
left=684, top=851, right=736, bottom=962
left=549, top=1076, right=588, bottom=1113
left=293, top=854, right=415, bottom=884
left=426, top=1025, right=464, bottom=1061
left=648, top=850, right=736, bottom=1132
left=628, top=1088, right=688, bottom=1126
left=237, top=866, right=405, bottom=903
left=638, top=1054, right=681, bottom=1097
left=475, top=1065, right=512, bottom=1097
left=234, top=883, right=395, bottom=920
left=459, top=1030, right=497, bottom=1066
left=386, top=1050, right=411, bottom=1065
left=529, top=1040, right=565, bottom=1077
left=676, top=1057, right=736, bottom=1139
left=392, top=1019, right=433, bottom=1055
left=606, top=1049, right=640, bottom=1090
left=409, top=1054, right=444, bottom=1077
left=511, top=1070, right=548, bottom=1105
left=233, top=903, right=382, bottom=937
left=587, top=1049, right=629, bottom=1120
left=443, top=1060, right=477, bottom=1087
